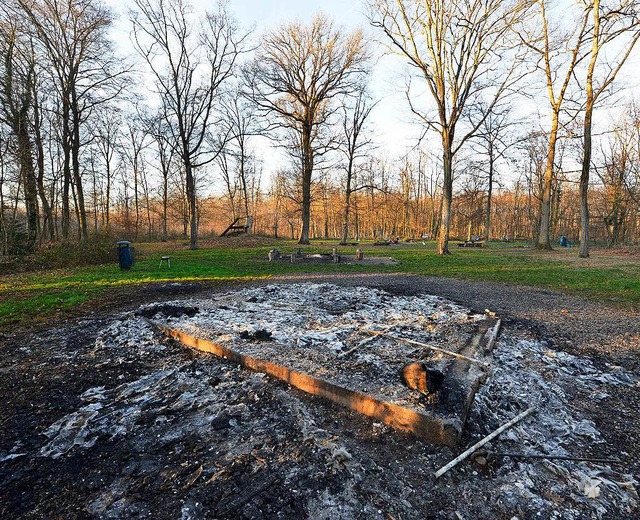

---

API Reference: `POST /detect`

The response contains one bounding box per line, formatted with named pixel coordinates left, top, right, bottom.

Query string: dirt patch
left=1, top=274, right=639, bottom=519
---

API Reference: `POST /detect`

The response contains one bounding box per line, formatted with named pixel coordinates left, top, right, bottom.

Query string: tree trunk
left=438, top=133, right=453, bottom=255
left=354, top=198, right=360, bottom=241
left=341, top=153, right=354, bottom=245
left=0, top=156, right=7, bottom=255
left=134, top=159, right=139, bottom=238
left=185, top=160, right=198, bottom=250
left=341, top=185, right=351, bottom=245
left=105, top=159, right=111, bottom=232
left=299, top=124, right=313, bottom=245
left=579, top=0, right=600, bottom=259
left=162, top=171, right=168, bottom=241
left=33, top=89, right=54, bottom=241
left=484, top=142, right=494, bottom=246
left=71, top=178, right=81, bottom=240
left=71, top=97, right=88, bottom=240
left=239, top=142, right=250, bottom=221
left=537, top=112, right=559, bottom=250
left=17, top=129, right=39, bottom=249
left=579, top=98, right=593, bottom=258
left=92, top=165, right=98, bottom=233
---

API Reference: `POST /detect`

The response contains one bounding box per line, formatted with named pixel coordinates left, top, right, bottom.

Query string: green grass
left=394, top=247, right=640, bottom=303
left=2, top=238, right=639, bottom=329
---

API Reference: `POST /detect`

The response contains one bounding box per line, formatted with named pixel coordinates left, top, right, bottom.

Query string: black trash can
left=117, top=241, right=134, bottom=270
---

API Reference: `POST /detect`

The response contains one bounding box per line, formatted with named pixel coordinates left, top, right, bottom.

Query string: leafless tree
left=594, top=105, right=640, bottom=245
left=94, top=106, right=121, bottom=232
left=245, top=14, right=369, bottom=244
left=370, top=0, right=528, bottom=254
left=16, top=0, right=129, bottom=240
left=467, top=104, right=520, bottom=244
left=131, top=0, right=248, bottom=249
left=577, top=0, right=640, bottom=258
left=30, top=57, right=55, bottom=241
left=121, top=113, right=150, bottom=238
left=216, top=147, right=239, bottom=221
left=149, top=115, right=176, bottom=242
left=339, top=88, right=376, bottom=245
left=0, top=19, right=39, bottom=249
left=220, top=90, right=261, bottom=229
left=0, top=131, right=10, bottom=253
left=516, top=0, right=591, bottom=250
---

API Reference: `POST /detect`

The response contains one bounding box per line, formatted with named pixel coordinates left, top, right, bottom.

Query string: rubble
left=154, top=284, right=496, bottom=445
left=1, top=281, right=638, bottom=518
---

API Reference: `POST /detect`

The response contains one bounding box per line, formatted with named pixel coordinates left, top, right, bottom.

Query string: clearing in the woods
left=1, top=239, right=640, bottom=519
left=1, top=237, right=639, bottom=328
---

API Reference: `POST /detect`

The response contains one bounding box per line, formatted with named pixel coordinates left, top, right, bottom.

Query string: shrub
left=0, top=235, right=125, bottom=274
left=36, top=235, right=121, bottom=269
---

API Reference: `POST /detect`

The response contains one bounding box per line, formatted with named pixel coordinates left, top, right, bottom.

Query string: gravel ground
left=1, top=273, right=638, bottom=519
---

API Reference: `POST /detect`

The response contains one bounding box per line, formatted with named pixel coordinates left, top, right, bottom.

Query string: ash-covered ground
left=155, top=284, right=485, bottom=412
left=1, top=276, right=639, bottom=519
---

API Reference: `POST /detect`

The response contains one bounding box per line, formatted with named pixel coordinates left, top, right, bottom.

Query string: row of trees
left=6, top=103, right=638, bottom=248
left=1, top=0, right=640, bottom=257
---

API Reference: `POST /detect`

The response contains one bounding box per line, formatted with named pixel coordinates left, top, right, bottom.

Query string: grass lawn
left=1, top=237, right=639, bottom=329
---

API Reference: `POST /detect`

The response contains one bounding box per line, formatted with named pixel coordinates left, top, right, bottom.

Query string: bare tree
left=578, top=0, right=640, bottom=258
left=149, top=116, right=176, bottom=242
left=0, top=131, right=10, bottom=253
left=216, top=147, right=239, bottom=221
left=370, top=0, right=527, bottom=254
left=595, top=106, right=640, bottom=245
left=245, top=14, right=368, bottom=244
left=17, top=0, right=128, bottom=241
left=339, top=88, right=375, bottom=245
left=220, top=91, right=261, bottom=228
left=467, top=104, right=520, bottom=244
left=131, top=0, right=248, bottom=249
left=31, top=57, right=55, bottom=240
left=516, top=0, right=591, bottom=250
left=94, top=106, right=121, bottom=232
left=0, top=19, right=39, bottom=249
left=121, top=113, right=149, bottom=238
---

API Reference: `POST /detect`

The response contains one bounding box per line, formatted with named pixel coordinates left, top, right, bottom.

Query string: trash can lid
left=117, top=241, right=131, bottom=246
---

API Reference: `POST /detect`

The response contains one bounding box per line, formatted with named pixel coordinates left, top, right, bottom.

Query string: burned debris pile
left=1, top=282, right=638, bottom=518
left=148, top=284, right=497, bottom=446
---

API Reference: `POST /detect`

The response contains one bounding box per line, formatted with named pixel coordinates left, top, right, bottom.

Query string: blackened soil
left=1, top=273, right=639, bottom=519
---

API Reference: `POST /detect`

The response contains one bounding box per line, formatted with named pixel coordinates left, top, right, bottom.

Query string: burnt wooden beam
left=434, top=317, right=501, bottom=439
left=156, top=317, right=500, bottom=446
